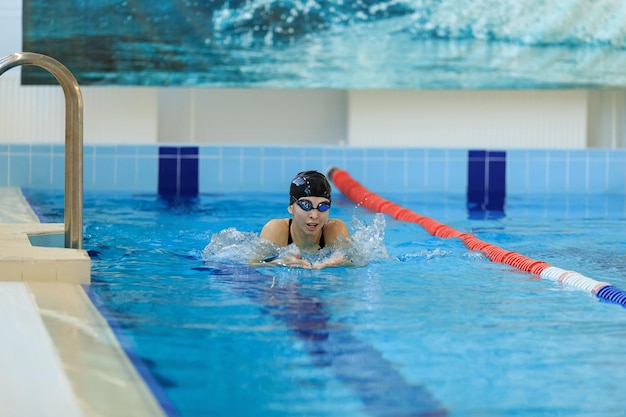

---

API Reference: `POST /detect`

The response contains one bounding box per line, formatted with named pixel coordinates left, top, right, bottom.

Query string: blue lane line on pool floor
left=197, top=262, right=448, bottom=417
left=85, top=286, right=182, bottom=417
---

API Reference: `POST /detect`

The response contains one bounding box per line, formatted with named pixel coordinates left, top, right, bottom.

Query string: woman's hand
left=280, top=253, right=313, bottom=269
left=258, top=247, right=356, bottom=270
left=311, top=252, right=352, bottom=269
left=262, top=252, right=312, bottom=269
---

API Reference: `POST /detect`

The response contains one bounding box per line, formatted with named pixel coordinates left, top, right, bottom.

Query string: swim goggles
left=292, top=198, right=331, bottom=212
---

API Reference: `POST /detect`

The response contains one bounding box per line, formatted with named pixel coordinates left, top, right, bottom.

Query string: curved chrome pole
left=0, top=52, right=83, bottom=249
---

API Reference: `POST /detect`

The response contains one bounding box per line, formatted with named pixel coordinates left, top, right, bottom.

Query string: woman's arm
left=259, top=219, right=288, bottom=246
left=323, top=218, right=350, bottom=246
left=311, top=252, right=353, bottom=269
left=257, top=220, right=312, bottom=268
left=310, top=219, right=353, bottom=269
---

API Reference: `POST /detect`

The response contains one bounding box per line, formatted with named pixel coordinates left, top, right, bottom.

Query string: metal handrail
left=0, top=52, right=83, bottom=249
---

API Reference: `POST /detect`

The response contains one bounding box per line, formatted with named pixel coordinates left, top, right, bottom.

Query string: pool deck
left=0, top=188, right=167, bottom=417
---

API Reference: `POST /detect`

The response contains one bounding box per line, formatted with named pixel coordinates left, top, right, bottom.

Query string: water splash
left=202, top=227, right=272, bottom=261
left=202, top=213, right=390, bottom=267
left=398, top=247, right=453, bottom=262
left=350, top=213, right=390, bottom=261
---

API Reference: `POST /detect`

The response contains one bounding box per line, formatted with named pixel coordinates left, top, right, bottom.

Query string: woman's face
left=290, top=196, right=331, bottom=235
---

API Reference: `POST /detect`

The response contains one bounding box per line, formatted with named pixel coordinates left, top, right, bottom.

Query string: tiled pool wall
left=1, top=145, right=626, bottom=198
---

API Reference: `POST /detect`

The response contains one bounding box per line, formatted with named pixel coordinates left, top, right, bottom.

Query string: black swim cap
left=289, top=170, right=331, bottom=203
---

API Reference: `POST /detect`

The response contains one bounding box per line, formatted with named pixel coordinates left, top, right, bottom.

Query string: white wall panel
left=0, top=74, right=158, bottom=144
left=348, top=90, right=588, bottom=149
left=0, top=73, right=65, bottom=143
left=587, top=89, right=626, bottom=148
left=190, top=89, right=348, bottom=145
left=83, top=86, right=158, bottom=144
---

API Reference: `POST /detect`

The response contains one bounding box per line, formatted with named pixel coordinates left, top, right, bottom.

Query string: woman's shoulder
left=324, top=218, right=350, bottom=239
left=260, top=218, right=290, bottom=245
left=326, top=218, right=348, bottom=228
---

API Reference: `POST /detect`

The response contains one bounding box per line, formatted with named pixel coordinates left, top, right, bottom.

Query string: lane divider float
left=327, top=167, right=626, bottom=308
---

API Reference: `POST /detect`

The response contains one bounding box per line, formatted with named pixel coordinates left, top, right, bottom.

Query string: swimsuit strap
left=288, top=218, right=325, bottom=249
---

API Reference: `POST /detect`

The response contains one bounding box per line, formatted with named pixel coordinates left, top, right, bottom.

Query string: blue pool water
left=29, top=191, right=626, bottom=417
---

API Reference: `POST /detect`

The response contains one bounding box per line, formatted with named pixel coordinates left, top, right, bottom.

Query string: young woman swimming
left=259, top=170, right=352, bottom=269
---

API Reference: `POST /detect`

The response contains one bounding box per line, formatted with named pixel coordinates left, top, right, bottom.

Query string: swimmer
left=259, top=170, right=352, bottom=269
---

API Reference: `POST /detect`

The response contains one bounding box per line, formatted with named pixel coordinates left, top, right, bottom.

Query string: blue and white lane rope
left=329, top=167, right=626, bottom=308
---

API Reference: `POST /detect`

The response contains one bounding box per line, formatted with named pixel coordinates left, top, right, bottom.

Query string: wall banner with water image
left=22, top=0, right=626, bottom=88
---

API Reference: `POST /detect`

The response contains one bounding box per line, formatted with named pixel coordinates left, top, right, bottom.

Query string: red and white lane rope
left=328, top=167, right=626, bottom=307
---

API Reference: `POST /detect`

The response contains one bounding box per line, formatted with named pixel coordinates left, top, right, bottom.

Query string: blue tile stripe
left=467, top=150, right=506, bottom=212
left=3, top=144, right=626, bottom=195
left=158, top=146, right=199, bottom=196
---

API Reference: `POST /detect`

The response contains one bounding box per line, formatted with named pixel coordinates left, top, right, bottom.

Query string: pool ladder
left=0, top=52, right=83, bottom=249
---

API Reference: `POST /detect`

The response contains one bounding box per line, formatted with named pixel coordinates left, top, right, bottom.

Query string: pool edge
left=0, top=187, right=169, bottom=417
left=28, top=282, right=169, bottom=417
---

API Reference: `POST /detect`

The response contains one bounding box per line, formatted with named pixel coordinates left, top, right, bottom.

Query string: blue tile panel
left=0, top=144, right=159, bottom=192
left=158, top=146, right=199, bottom=196
left=197, top=146, right=468, bottom=194
left=467, top=150, right=506, bottom=212
left=505, top=150, right=620, bottom=194
left=1, top=144, right=626, bottom=196
left=84, top=145, right=159, bottom=192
